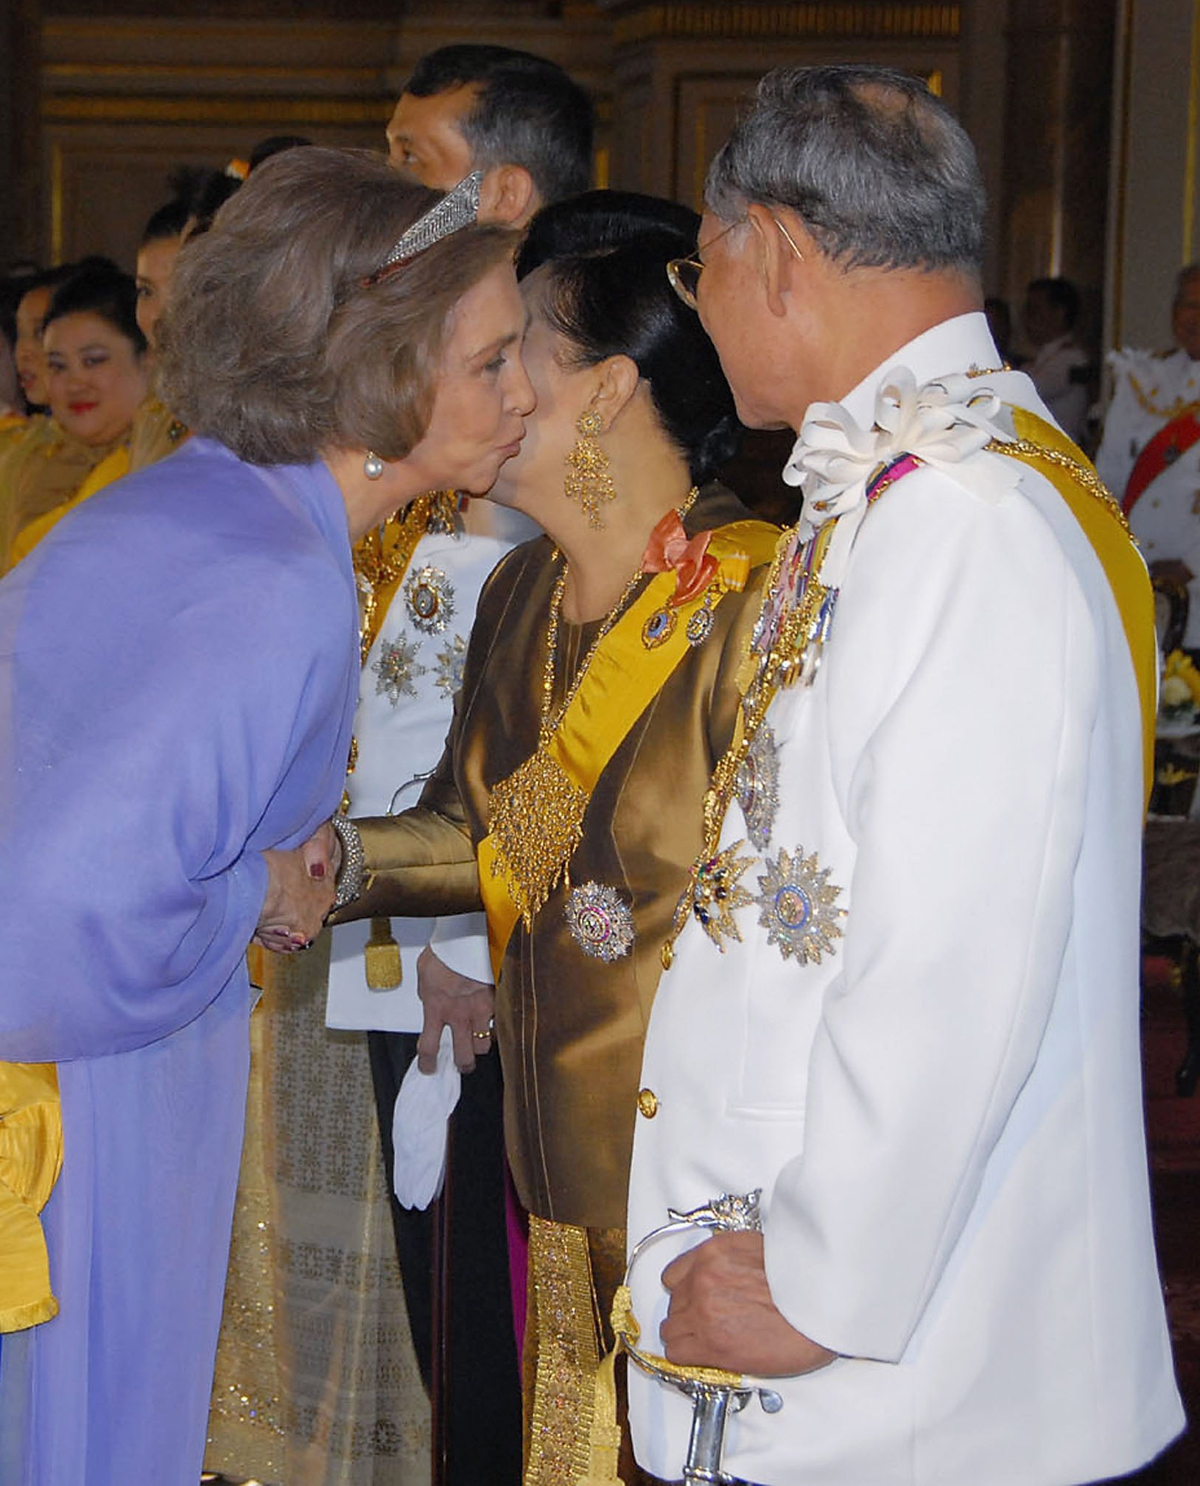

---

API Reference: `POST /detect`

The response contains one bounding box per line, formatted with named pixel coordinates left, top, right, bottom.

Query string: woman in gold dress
left=1, top=261, right=148, bottom=571
left=338, top=192, right=780, bottom=1481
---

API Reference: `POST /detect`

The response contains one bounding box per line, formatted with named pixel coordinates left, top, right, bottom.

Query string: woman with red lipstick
left=0, top=261, right=148, bottom=572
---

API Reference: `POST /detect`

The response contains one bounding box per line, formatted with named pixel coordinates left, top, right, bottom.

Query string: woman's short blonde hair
left=156, top=147, right=517, bottom=465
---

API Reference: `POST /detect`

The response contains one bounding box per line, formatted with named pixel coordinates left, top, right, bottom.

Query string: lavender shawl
left=0, top=436, right=358, bottom=1484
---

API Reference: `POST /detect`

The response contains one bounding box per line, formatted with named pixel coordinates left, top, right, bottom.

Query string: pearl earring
left=363, top=451, right=385, bottom=481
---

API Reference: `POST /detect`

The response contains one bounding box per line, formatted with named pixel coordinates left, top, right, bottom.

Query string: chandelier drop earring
left=564, top=408, right=616, bottom=529
left=363, top=450, right=385, bottom=481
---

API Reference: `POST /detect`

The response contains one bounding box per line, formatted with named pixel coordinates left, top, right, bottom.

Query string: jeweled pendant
left=690, top=840, right=753, bottom=951
left=755, top=845, right=845, bottom=964
left=564, top=882, right=635, bottom=961
left=406, top=565, right=456, bottom=634
left=434, top=633, right=467, bottom=696
left=373, top=634, right=427, bottom=704
left=735, top=722, right=780, bottom=850
left=642, top=606, right=677, bottom=649
left=686, top=598, right=715, bottom=647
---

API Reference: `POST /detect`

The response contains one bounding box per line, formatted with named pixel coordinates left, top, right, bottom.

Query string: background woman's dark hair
left=43, top=258, right=147, bottom=355
left=516, top=190, right=742, bottom=484
left=141, top=166, right=231, bottom=247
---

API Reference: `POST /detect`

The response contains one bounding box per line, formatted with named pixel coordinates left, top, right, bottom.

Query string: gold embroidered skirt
left=523, top=1216, right=669, bottom=1486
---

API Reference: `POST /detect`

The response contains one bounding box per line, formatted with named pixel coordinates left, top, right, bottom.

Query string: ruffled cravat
left=784, top=367, right=1020, bottom=542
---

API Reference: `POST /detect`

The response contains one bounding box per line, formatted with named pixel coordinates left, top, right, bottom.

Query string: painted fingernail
left=309, top=863, right=326, bottom=879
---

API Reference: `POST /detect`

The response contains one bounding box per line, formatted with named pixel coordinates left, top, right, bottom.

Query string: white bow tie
left=784, top=367, right=1021, bottom=542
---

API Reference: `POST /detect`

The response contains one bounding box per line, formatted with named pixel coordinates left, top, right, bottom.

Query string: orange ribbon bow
left=641, top=509, right=717, bottom=605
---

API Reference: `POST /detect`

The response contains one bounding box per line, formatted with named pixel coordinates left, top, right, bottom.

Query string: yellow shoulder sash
left=7, top=443, right=130, bottom=570
left=479, top=519, right=777, bottom=977
left=998, top=408, right=1157, bottom=807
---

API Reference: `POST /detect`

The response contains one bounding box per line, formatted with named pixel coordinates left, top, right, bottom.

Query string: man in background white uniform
left=1097, top=263, right=1200, bottom=648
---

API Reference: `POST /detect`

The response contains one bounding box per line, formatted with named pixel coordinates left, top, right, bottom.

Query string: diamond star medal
left=735, top=722, right=780, bottom=850
left=564, top=882, right=634, bottom=961
left=373, top=634, right=426, bottom=704
left=406, top=565, right=456, bottom=635
left=755, top=845, right=845, bottom=964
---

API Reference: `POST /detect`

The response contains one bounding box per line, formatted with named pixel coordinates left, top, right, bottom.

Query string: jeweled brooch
left=690, top=840, right=753, bottom=951
left=735, top=722, right=780, bottom=850
left=373, top=634, right=427, bottom=704
left=406, top=565, right=456, bottom=635
left=755, top=846, right=845, bottom=964
left=642, top=607, right=677, bottom=649
left=564, top=882, right=635, bottom=961
left=686, top=597, right=716, bottom=647
left=434, top=633, right=467, bottom=697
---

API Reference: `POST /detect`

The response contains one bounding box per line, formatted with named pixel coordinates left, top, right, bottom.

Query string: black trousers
left=367, top=1030, right=522, bottom=1486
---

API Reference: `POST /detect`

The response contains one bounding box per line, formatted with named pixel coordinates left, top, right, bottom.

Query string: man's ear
left=480, top=164, right=538, bottom=227
left=746, top=202, right=799, bottom=319
left=586, top=354, right=641, bottom=430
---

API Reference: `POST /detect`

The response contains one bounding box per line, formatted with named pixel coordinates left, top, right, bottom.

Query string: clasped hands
left=254, top=820, right=341, bottom=953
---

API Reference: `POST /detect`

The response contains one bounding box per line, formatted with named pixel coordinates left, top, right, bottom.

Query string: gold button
left=637, top=1088, right=659, bottom=1119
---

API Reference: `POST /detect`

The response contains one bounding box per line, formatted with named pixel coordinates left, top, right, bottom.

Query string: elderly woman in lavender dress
left=0, top=147, right=532, bottom=1486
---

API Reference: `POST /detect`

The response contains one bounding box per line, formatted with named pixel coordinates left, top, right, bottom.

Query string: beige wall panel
left=43, top=116, right=383, bottom=268
left=669, top=43, right=956, bottom=212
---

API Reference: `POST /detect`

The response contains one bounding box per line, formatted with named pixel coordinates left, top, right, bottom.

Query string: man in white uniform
left=625, top=65, right=1183, bottom=1486
left=325, top=43, right=592, bottom=1486
left=1097, top=263, right=1200, bottom=647
left=1023, top=275, right=1091, bottom=445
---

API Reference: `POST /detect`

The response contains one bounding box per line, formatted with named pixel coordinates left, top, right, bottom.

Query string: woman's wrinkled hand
left=255, top=822, right=338, bottom=952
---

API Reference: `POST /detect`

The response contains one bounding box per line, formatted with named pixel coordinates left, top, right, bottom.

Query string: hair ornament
left=366, top=170, right=484, bottom=287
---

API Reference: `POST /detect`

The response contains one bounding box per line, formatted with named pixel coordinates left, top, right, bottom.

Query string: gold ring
left=473, top=1029, right=491, bottom=1040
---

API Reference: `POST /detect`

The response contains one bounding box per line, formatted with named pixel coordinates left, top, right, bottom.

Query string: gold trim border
left=42, top=95, right=388, bottom=125
left=616, top=3, right=959, bottom=45
left=45, top=62, right=383, bottom=85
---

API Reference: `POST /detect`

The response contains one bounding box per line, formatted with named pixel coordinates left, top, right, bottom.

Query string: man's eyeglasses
left=666, top=214, right=806, bottom=311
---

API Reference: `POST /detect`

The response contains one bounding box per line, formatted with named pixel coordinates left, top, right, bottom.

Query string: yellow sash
left=8, top=443, right=131, bottom=569
left=1000, top=409, right=1157, bottom=806
left=479, top=520, right=778, bottom=977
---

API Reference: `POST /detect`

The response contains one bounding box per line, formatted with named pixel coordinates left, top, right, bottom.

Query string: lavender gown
left=0, top=437, right=358, bottom=1485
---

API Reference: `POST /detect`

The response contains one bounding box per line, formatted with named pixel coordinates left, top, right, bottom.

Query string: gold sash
left=999, top=408, right=1157, bottom=806
left=479, top=520, right=777, bottom=978
left=7, top=443, right=131, bottom=570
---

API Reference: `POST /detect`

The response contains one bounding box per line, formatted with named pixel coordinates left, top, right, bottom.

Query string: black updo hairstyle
left=43, top=257, right=147, bottom=356
left=515, top=190, right=743, bottom=485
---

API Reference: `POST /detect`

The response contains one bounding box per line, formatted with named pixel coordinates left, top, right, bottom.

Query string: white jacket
left=627, top=314, right=1183, bottom=1486
left=325, top=498, right=537, bottom=1032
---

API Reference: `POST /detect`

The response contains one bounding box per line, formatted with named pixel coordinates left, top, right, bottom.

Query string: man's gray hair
left=706, top=65, right=985, bottom=276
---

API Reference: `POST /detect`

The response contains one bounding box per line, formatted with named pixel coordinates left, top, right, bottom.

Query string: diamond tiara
left=366, top=169, right=484, bottom=286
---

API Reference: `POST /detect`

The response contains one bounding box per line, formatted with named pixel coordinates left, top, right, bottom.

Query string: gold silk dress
left=355, top=486, right=775, bottom=1228
left=350, top=485, right=777, bottom=1483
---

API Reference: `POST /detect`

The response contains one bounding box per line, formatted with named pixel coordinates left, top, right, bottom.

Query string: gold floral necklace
left=487, top=485, right=699, bottom=924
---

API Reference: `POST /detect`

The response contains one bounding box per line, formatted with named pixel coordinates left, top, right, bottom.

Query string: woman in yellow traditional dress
left=336, top=192, right=780, bottom=1482
left=2, top=261, right=148, bottom=571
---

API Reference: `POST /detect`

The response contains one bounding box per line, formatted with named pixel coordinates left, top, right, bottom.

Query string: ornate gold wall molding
left=613, top=3, right=960, bottom=46
left=43, top=97, right=388, bottom=125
